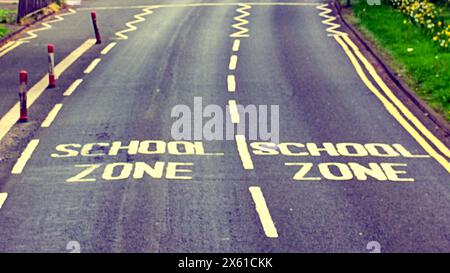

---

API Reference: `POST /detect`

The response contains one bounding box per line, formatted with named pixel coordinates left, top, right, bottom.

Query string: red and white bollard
left=48, top=44, right=56, bottom=88
left=91, top=11, right=102, bottom=44
left=19, top=70, right=28, bottom=122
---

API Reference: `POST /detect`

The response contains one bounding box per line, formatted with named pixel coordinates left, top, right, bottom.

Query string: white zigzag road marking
left=0, top=9, right=76, bottom=58
left=18, top=8, right=77, bottom=43
left=316, top=4, right=347, bottom=37
left=230, top=3, right=251, bottom=38
left=115, top=8, right=154, bottom=40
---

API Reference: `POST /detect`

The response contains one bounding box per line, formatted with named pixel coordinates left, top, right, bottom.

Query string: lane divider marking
left=235, top=135, right=254, bottom=170
left=232, top=39, right=241, bottom=52
left=63, top=79, right=83, bottom=96
left=84, top=58, right=101, bottom=74
left=227, top=75, right=236, bottom=92
left=341, top=35, right=450, bottom=159
left=11, top=139, right=40, bottom=174
left=0, top=192, right=7, bottom=209
left=41, top=103, right=63, bottom=128
left=0, top=39, right=96, bottom=143
left=249, top=186, right=278, bottom=238
left=230, top=3, right=252, bottom=38
left=101, top=42, right=117, bottom=55
left=228, top=99, right=240, bottom=124
left=334, top=35, right=450, bottom=172
left=229, top=55, right=238, bottom=70
left=115, top=8, right=154, bottom=40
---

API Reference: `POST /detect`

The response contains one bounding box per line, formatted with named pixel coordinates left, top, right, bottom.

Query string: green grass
left=347, top=0, right=450, bottom=120
left=0, top=9, right=15, bottom=24
left=0, top=9, right=16, bottom=38
left=0, top=24, right=9, bottom=38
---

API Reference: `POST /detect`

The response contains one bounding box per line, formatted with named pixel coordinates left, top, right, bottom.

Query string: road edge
left=331, top=0, right=450, bottom=137
left=0, top=4, right=63, bottom=48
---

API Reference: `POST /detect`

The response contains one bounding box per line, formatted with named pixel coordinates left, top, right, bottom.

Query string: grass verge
left=0, top=9, right=16, bottom=38
left=343, top=0, right=450, bottom=121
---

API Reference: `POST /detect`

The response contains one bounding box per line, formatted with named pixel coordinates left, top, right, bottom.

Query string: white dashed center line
left=229, top=55, right=238, bottom=70
left=249, top=186, right=278, bottom=238
left=84, top=58, right=102, bottom=74
left=41, top=104, right=63, bottom=128
left=11, top=139, right=40, bottom=174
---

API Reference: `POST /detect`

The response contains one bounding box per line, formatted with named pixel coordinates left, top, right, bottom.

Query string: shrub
left=388, top=0, right=450, bottom=49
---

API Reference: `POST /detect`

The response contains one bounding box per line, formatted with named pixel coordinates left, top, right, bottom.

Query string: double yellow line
left=0, top=41, right=24, bottom=58
left=316, top=3, right=449, bottom=172
left=333, top=34, right=450, bottom=173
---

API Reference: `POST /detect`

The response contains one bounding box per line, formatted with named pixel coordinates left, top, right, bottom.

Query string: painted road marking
left=249, top=186, right=278, bottom=238
left=0, top=41, right=16, bottom=52
left=84, top=58, right=101, bottom=74
left=18, top=9, right=77, bottom=43
left=0, top=41, right=25, bottom=58
left=227, top=75, right=236, bottom=92
left=0, top=193, right=7, bottom=209
left=334, top=35, right=450, bottom=172
left=341, top=35, right=450, bottom=159
left=230, top=4, right=252, bottom=38
left=0, top=39, right=96, bottom=143
left=11, top=139, right=40, bottom=174
left=63, top=79, right=83, bottom=96
left=41, top=104, right=63, bottom=128
left=0, top=9, right=77, bottom=58
left=316, top=4, right=348, bottom=37
left=235, top=135, right=254, bottom=170
left=101, top=42, right=117, bottom=55
left=232, top=39, right=241, bottom=52
left=316, top=4, right=449, bottom=171
left=229, top=55, right=238, bottom=70
left=77, top=3, right=320, bottom=11
left=115, top=8, right=154, bottom=40
left=228, top=99, right=240, bottom=124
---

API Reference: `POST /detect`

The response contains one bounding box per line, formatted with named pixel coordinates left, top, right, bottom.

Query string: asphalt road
left=0, top=0, right=449, bottom=252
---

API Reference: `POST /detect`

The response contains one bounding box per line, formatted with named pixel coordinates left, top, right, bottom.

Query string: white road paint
left=41, top=104, right=63, bottom=128
left=84, top=58, right=101, bottom=74
left=229, top=55, right=238, bottom=70
left=11, top=139, right=40, bottom=174
left=249, top=186, right=278, bottom=238
left=63, top=79, right=83, bottom=96
left=101, top=42, right=117, bottom=55
left=227, top=75, right=236, bottom=92
left=0, top=193, right=7, bottom=209
left=0, top=39, right=96, bottom=143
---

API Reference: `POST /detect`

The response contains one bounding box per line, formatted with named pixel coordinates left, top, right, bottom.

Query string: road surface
left=0, top=0, right=449, bottom=252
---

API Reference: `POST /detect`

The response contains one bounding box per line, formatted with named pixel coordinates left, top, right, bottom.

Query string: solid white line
left=11, top=139, right=40, bottom=174
left=227, top=75, right=236, bottom=92
left=84, top=58, right=101, bottom=74
left=235, top=135, right=254, bottom=170
left=228, top=99, right=240, bottom=124
left=232, top=39, right=240, bottom=52
left=0, top=39, right=96, bottom=143
left=41, top=104, right=63, bottom=128
left=63, top=79, right=83, bottom=96
left=101, top=42, right=117, bottom=55
left=0, top=192, right=7, bottom=209
left=229, top=55, right=238, bottom=70
left=249, top=186, right=278, bottom=238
